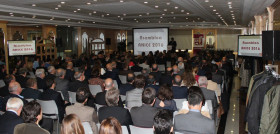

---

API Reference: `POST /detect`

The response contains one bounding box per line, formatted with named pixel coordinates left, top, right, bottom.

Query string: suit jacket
left=174, top=111, right=215, bottom=134
left=98, top=106, right=133, bottom=126
left=21, top=87, right=41, bottom=99
left=0, top=111, right=24, bottom=134
left=66, top=103, right=98, bottom=134
left=39, top=89, right=65, bottom=122
left=64, top=69, right=75, bottom=82
left=68, top=80, right=89, bottom=92
left=200, top=87, right=218, bottom=110
left=149, top=72, right=162, bottom=82
left=102, top=70, right=122, bottom=86
left=36, top=77, right=47, bottom=90
left=212, top=72, right=223, bottom=84
left=145, top=84, right=160, bottom=93
left=119, top=83, right=135, bottom=95
left=172, top=86, right=188, bottom=99
left=54, top=77, right=69, bottom=102
left=14, top=123, right=50, bottom=134
left=130, top=104, right=158, bottom=128
left=0, top=85, right=9, bottom=97
left=2, top=94, right=28, bottom=111
left=15, top=75, right=28, bottom=88
left=95, top=90, right=123, bottom=107
left=45, top=74, right=56, bottom=81
left=126, top=88, right=143, bottom=108
left=159, top=74, right=173, bottom=86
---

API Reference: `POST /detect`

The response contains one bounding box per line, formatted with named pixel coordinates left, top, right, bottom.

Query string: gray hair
left=56, top=68, right=66, bottom=77
left=6, top=97, right=23, bottom=110
left=35, top=69, right=45, bottom=77
left=74, top=72, right=83, bottom=80
left=198, top=76, right=208, bottom=87
left=9, top=82, right=20, bottom=93
left=48, top=66, right=55, bottom=73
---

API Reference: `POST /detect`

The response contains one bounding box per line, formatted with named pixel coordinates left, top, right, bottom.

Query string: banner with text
left=238, top=35, right=262, bottom=57
left=8, top=40, right=36, bottom=56
left=133, top=28, right=168, bottom=55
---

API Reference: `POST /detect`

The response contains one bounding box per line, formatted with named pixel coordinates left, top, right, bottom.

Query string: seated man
left=102, top=63, right=122, bottom=87
left=145, top=74, right=160, bottom=92
left=68, top=71, right=88, bottom=92
left=15, top=68, right=28, bottom=88
left=98, top=87, right=133, bottom=126
left=39, top=78, right=65, bottom=123
left=174, top=91, right=215, bottom=134
left=66, top=87, right=98, bottom=134
left=54, top=68, right=70, bottom=103
left=171, top=75, right=188, bottom=99
left=149, top=64, right=162, bottom=82
left=35, top=68, right=47, bottom=90
left=0, top=74, right=16, bottom=97
left=159, top=67, right=173, bottom=87
left=21, top=78, right=41, bottom=99
left=126, top=75, right=146, bottom=108
left=153, top=109, right=173, bottom=134
left=45, top=66, right=56, bottom=80
left=119, top=73, right=135, bottom=95
left=130, top=87, right=158, bottom=128
left=0, top=98, right=24, bottom=134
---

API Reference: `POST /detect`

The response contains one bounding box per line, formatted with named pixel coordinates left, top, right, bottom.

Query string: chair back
left=36, top=100, right=58, bottom=119
left=82, top=122, right=93, bottom=134
left=120, top=95, right=126, bottom=101
left=26, top=98, right=34, bottom=102
left=89, top=85, right=102, bottom=96
left=0, top=79, right=5, bottom=88
left=174, top=99, right=186, bottom=110
left=119, top=75, right=127, bottom=84
left=122, top=126, right=129, bottom=134
left=129, top=125, right=153, bottom=134
left=205, top=100, right=213, bottom=114
left=68, top=91, right=76, bottom=104
left=113, top=80, right=118, bottom=89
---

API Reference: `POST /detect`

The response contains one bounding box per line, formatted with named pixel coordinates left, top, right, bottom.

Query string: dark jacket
left=36, top=77, right=47, bottom=90
left=159, top=74, right=173, bottom=86
left=68, top=80, right=89, bottom=92
left=21, top=87, right=41, bottom=99
left=119, top=83, right=135, bottom=95
left=149, top=72, right=162, bottom=82
left=95, top=90, right=123, bottom=107
left=0, top=85, right=9, bottom=97
left=130, top=104, right=158, bottom=128
left=0, top=111, right=24, bottom=134
left=101, top=71, right=122, bottom=86
left=65, top=69, right=75, bottom=82
left=172, top=86, right=188, bottom=99
left=98, top=106, right=133, bottom=126
left=15, top=75, right=28, bottom=88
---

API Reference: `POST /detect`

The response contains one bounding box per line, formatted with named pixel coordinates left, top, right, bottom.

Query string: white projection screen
left=238, top=35, right=262, bottom=57
left=133, top=28, right=168, bottom=55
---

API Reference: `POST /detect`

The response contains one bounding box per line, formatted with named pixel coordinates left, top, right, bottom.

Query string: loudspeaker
left=262, top=31, right=280, bottom=60
left=106, top=38, right=111, bottom=45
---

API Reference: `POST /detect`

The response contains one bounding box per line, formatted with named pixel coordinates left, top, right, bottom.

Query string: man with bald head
left=119, top=73, right=135, bottom=95
left=95, top=78, right=123, bottom=107
left=1, top=81, right=27, bottom=111
left=171, top=75, right=188, bottom=99
left=65, top=61, right=75, bottom=82
left=102, top=62, right=122, bottom=87
left=150, top=64, right=162, bottom=82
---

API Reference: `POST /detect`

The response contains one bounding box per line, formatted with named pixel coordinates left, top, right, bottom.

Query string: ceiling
left=0, top=0, right=276, bottom=29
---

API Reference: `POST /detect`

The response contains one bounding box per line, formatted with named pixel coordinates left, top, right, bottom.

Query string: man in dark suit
left=159, top=67, right=173, bottom=86
left=174, top=91, right=215, bottom=134
left=15, top=68, right=28, bottom=88
left=168, top=37, right=177, bottom=52
left=145, top=74, right=160, bottom=93
left=45, top=66, right=56, bottom=80
left=68, top=71, right=88, bottom=92
left=39, top=78, right=65, bottom=123
left=211, top=64, right=223, bottom=84
left=64, top=62, right=75, bottom=82
left=95, top=78, right=123, bottom=107
left=119, top=73, right=135, bottom=95
left=21, top=78, right=41, bottom=99
left=172, top=75, right=188, bottom=99
left=0, top=97, right=24, bottom=134
left=149, top=64, right=162, bottom=82
left=0, top=74, right=15, bottom=97
left=54, top=68, right=69, bottom=103
left=130, top=87, right=158, bottom=128
left=98, top=87, right=133, bottom=126
left=102, top=63, right=122, bottom=87
left=2, top=81, right=28, bottom=111
left=35, top=68, right=47, bottom=90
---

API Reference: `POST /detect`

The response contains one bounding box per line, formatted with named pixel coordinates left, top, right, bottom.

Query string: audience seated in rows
left=45, top=66, right=56, bottom=80
left=149, top=64, right=161, bottom=82
left=0, top=74, right=15, bottom=97
left=21, top=78, right=41, bottom=99
left=102, top=63, right=122, bottom=86
left=88, top=68, right=105, bottom=91
left=154, top=85, right=177, bottom=111
left=65, top=62, right=75, bottom=82
left=145, top=74, right=160, bottom=92
left=153, top=109, right=173, bottom=134
left=68, top=71, right=88, bottom=92
left=99, top=117, right=122, bottom=134
left=159, top=67, right=173, bottom=87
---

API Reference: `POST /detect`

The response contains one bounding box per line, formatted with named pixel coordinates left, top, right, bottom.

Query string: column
left=76, top=27, right=82, bottom=56
left=261, top=15, right=268, bottom=31
left=267, top=6, right=275, bottom=30
left=250, top=21, right=255, bottom=35
left=254, top=16, right=261, bottom=34
left=0, top=21, right=9, bottom=73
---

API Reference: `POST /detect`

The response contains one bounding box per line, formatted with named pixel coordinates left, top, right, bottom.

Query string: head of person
left=147, top=74, right=156, bottom=85
left=151, top=64, right=158, bottom=72
left=111, top=61, right=117, bottom=69
left=178, top=62, right=185, bottom=70
left=26, top=78, right=38, bottom=89
left=9, top=81, right=22, bottom=95
left=35, top=68, right=45, bottom=79
left=56, top=68, right=66, bottom=79
left=21, top=101, right=42, bottom=124
left=104, top=78, right=114, bottom=90
left=4, top=74, right=16, bottom=85
left=76, top=87, right=90, bottom=104
left=172, top=65, right=179, bottom=73
left=91, top=68, right=100, bottom=78
left=6, top=97, right=23, bottom=116
left=133, top=75, right=146, bottom=88
left=126, top=73, right=135, bottom=84
left=177, top=57, right=183, bottom=62
left=198, top=76, right=208, bottom=88
left=46, top=78, right=55, bottom=89
left=48, top=66, right=56, bottom=75
left=99, top=117, right=122, bottom=134
left=182, top=71, right=196, bottom=87
left=188, top=89, right=204, bottom=111
left=18, top=68, right=28, bottom=77
left=173, top=75, right=182, bottom=86
left=171, top=37, right=174, bottom=41
left=142, top=87, right=156, bottom=105
left=105, top=87, right=119, bottom=106
left=67, top=62, right=73, bottom=69
left=158, top=85, right=173, bottom=101
left=188, top=86, right=205, bottom=105
left=153, top=109, right=173, bottom=134
left=106, top=63, right=113, bottom=71
left=61, top=114, right=84, bottom=134
left=74, top=71, right=85, bottom=81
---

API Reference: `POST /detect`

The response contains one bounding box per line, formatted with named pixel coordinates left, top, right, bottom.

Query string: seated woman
left=99, top=117, right=122, bottom=134
left=154, top=86, right=177, bottom=111
left=61, top=114, right=85, bottom=134
left=14, top=101, right=50, bottom=134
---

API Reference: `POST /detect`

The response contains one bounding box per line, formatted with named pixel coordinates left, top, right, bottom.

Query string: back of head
left=6, top=97, right=23, bottom=111
left=104, top=78, right=114, bottom=90
left=173, top=75, right=182, bottom=86
left=4, top=74, right=15, bottom=85
left=91, top=68, right=100, bottom=78
left=74, top=71, right=83, bottom=80
left=154, top=109, right=173, bottom=134
left=26, top=78, right=37, bottom=88
left=133, top=75, right=146, bottom=88
left=188, top=91, right=204, bottom=107
left=67, top=62, right=73, bottom=68
left=198, top=76, right=208, bottom=87
left=56, top=68, right=66, bottom=78
left=105, top=87, right=120, bottom=106
left=61, top=114, right=84, bottom=134
left=35, top=68, right=45, bottom=78
left=126, top=73, right=135, bottom=83
left=76, top=87, right=90, bottom=103
left=48, top=66, right=55, bottom=73
left=21, top=100, right=41, bottom=123
left=158, top=85, right=173, bottom=100
left=18, top=68, right=28, bottom=75
left=142, top=87, right=156, bottom=104
left=147, top=74, right=155, bottom=85
left=188, top=86, right=205, bottom=105
left=99, top=117, right=122, bottom=134
left=45, top=78, right=55, bottom=89
left=8, top=81, right=21, bottom=94
left=152, top=64, right=158, bottom=72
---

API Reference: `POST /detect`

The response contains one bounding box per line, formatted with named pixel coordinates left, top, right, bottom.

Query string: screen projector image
left=238, top=35, right=262, bottom=57
left=133, top=28, right=168, bottom=55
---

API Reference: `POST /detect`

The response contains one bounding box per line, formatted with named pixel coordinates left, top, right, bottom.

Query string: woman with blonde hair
left=99, top=117, right=122, bottom=134
left=61, top=114, right=85, bottom=134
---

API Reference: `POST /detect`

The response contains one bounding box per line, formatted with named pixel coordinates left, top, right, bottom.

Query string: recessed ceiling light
left=229, top=6, right=232, bottom=9
left=61, top=2, right=65, bottom=4
left=144, top=1, right=148, bottom=4
left=173, top=17, right=176, bottom=19
left=136, top=21, right=138, bottom=23
left=32, top=4, right=36, bottom=7
left=123, top=14, right=126, bottom=16
left=134, top=19, right=137, bottom=20
left=93, top=11, right=97, bottom=13
left=120, top=0, right=123, bottom=2
left=148, top=21, right=150, bottom=23
left=89, top=13, right=92, bottom=15
left=171, top=12, right=174, bottom=14
left=74, top=11, right=77, bottom=12
left=162, top=14, right=165, bottom=15
left=10, top=14, right=14, bottom=16
left=155, top=5, right=159, bottom=8
left=117, top=16, right=120, bottom=18
left=166, top=2, right=170, bottom=5
left=87, top=2, right=91, bottom=5
left=9, top=13, right=13, bottom=15
left=146, top=13, right=150, bottom=15
left=213, top=9, right=216, bottom=11
left=107, top=14, right=110, bottom=15
left=228, top=2, right=232, bottom=4
left=164, top=9, right=167, bottom=11
left=78, top=21, right=81, bottom=23
left=68, top=19, right=70, bottom=20
left=198, top=18, right=200, bottom=20
left=216, top=13, right=219, bottom=14
left=101, top=15, right=104, bottom=17
left=175, top=7, right=178, bottom=9
left=92, top=22, right=95, bottom=23
left=181, top=10, right=184, bottom=12
left=55, top=8, right=59, bottom=10
left=160, top=17, right=163, bottom=19
left=68, top=25, right=70, bottom=27
left=205, top=0, right=209, bottom=2
left=186, top=12, right=190, bottom=15
left=57, top=5, right=61, bottom=7
left=77, top=9, right=80, bottom=11
left=139, top=15, right=142, bottom=16
left=210, top=5, right=213, bottom=7
left=230, top=11, right=234, bottom=12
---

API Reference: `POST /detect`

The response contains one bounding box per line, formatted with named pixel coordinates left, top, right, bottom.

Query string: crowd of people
left=0, top=49, right=234, bottom=134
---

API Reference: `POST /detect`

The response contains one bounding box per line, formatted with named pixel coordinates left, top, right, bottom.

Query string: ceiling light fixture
left=93, top=11, right=97, bottom=13
left=186, top=18, right=188, bottom=19
left=101, top=15, right=104, bottom=17
left=87, top=2, right=91, bottom=5
left=166, top=2, right=170, bottom=5
left=148, top=21, right=150, bottom=23
left=181, top=10, right=184, bottom=12
left=171, top=12, right=174, bottom=14
left=213, top=9, right=216, bottom=11
left=77, top=9, right=80, bottom=10
left=107, top=14, right=110, bottom=15
left=10, top=14, right=14, bottom=16
left=32, top=4, right=36, bottom=7
left=146, top=13, right=150, bottom=15
left=144, top=1, right=148, bottom=4
left=61, top=2, right=65, bottom=4
left=186, top=12, right=190, bottom=15
left=93, top=22, right=95, bottom=23
left=139, top=15, right=142, bottom=16
left=155, top=5, right=159, bottom=8
left=175, top=6, right=178, bottom=9
left=205, top=0, right=209, bottom=2
left=57, top=5, right=61, bottom=7
left=228, top=2, right=232, bottom=4
left=9, top=13, right=13, bottom=15
left=164, top=9, right=167, bottom=11
left=162, top=14, right=165, bottom=15
left=55, top=8, right=59, bottom=10
left=210, top=5, right=213, bottom=7
left=120, top=0, right=123, bottom=2
left=74, top=11, right=77, bottom=12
